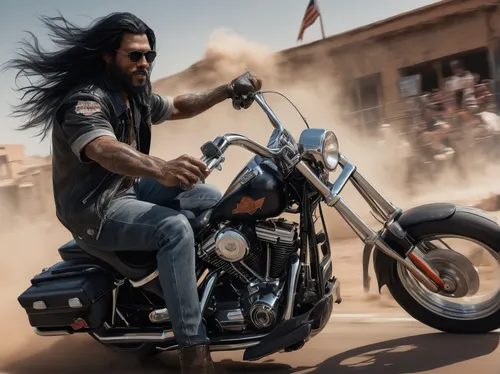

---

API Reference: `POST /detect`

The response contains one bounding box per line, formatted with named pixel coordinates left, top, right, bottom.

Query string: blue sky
left=0, top=0, right=438, bottom=155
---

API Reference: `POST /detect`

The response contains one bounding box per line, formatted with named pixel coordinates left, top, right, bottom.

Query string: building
left=0, top=144, right=26, bottom=181
left=279, top=0, right=500, bottom=135
left=154, top=0, right=500, bottom=137
left=0, top=145, right=53, bottom=226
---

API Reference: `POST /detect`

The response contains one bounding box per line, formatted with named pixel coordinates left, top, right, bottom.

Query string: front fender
left=370, top=203, right=457, bottom=293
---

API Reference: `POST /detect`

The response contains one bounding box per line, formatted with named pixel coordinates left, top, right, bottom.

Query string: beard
left=108, top=59, right=151, bottom=95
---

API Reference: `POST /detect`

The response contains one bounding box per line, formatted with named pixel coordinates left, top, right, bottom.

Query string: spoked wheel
left=388, top=231, right=500, bottom=333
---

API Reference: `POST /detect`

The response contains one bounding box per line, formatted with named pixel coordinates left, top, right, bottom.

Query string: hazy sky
left=0, top=0, right=438, bottom=156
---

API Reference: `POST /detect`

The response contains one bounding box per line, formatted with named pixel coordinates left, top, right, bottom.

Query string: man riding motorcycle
left=5, top=11, right=262, bottom=374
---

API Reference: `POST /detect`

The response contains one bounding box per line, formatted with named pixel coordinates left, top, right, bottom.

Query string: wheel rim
left=397, top=235, right=500, bottom=320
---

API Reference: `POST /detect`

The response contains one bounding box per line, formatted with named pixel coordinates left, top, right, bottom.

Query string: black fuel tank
left=210, top=156, right=287, bottom=222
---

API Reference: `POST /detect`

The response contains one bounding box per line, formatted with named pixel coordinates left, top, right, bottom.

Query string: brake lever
left=206, top=156, right=224, bottom=171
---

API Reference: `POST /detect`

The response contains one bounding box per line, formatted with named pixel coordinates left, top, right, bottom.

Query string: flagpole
left=315, top=0, right=326, bottom=39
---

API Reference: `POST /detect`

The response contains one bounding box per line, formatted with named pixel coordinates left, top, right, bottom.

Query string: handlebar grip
left=232, top=93, right=254, bottom=110
left=200, top=139, right=225, bottom=176
left=201, top=140, right=223, bottom=159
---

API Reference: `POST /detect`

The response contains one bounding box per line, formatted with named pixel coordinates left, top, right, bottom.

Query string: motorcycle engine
left=197, top=218, right=299, bottom=331
left=197, top=218, right=299, bottom=283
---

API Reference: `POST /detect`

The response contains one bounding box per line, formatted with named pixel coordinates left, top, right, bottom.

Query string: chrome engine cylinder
left=197, top=219, right=299, bottom=284
left=255, top=220, right=299, bottom=279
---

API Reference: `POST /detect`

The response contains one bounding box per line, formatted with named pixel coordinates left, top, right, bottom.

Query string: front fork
left=296, top=154, right=444, bottom=293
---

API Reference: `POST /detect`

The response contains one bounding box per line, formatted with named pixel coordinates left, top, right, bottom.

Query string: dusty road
left=1, top=311, right=498, bottom=374
left=2, top=231, right=499, bottom=374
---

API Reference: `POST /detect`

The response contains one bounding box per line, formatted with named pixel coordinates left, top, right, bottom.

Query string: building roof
left=280, top=0, right=497, bottom=57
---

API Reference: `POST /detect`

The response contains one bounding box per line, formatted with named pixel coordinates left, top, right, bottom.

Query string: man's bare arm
left=84, top=136, right=209, bottom=187
left=152, top=72, right=262, bottom=123
left=169, top=85, right=229, bottom=120
left=85, top=136, right=164, bottom=179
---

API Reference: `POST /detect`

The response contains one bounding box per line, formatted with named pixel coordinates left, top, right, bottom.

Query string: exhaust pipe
left=34, top=326, right=175, bottom=343
left=92, top=328, right=175, bottom=344
left=92, top=328, right=267, bottom=349
left=210, top=341, right=260, bottom=352
left=34, top=328, right=71, bottom=337
left=159, top=333, right=268, bottom=352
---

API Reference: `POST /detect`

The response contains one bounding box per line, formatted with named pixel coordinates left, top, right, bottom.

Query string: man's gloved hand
left=226, top=71, right=263, bottom=109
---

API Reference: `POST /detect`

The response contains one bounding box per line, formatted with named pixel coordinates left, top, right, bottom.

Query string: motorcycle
left=17, top=90, right=500, bottom=361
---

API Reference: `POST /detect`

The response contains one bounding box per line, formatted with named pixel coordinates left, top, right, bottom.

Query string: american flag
left=297, top=0, right=321, bottom=41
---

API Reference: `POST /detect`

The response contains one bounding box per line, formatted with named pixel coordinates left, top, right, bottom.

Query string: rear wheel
left=386, top=208, right=500, bottom=333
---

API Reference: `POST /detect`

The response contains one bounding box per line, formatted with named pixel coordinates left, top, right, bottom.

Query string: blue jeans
left=74, top=178, right=222, bottom=347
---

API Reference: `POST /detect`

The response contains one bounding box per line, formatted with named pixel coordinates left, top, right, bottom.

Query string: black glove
left=226, top=71, right=263, bottom=109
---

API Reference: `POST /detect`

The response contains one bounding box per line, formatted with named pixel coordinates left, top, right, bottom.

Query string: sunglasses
left=117, top=50, right=157, bottom=64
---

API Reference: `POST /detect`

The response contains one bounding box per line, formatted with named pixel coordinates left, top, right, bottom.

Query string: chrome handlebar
left=252, top=93, right=285, bottom=133
left=200, top=133, right=286, bottom=174
left=214, top=134, right=281, bottom=159
left=199, top=88, right=338, bottom=206
left=200, top=91, right=294, bottom=173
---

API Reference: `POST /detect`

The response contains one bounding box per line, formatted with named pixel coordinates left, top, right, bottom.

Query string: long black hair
left=3, top=12, right=156, bottom=140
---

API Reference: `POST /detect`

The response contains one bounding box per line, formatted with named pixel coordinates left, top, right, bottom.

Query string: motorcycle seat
left=58, top=240, right=156, bottom=280
left=58, top=209, right=214, bottom=280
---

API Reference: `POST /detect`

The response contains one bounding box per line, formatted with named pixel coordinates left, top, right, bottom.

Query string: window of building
left=441, top=48, right=490, bottom=81
left=400, top=47, right=491, bottom=93
left=346, top=73, right=384, bottom=136
left=400, top=61, right=438, bottom=94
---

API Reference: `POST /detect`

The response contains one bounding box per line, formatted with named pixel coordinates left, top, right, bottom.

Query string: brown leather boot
left=179, top=343, right=221, bottom=374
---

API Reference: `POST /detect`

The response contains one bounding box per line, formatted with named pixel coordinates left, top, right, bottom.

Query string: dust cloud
left=150, top=28, right=500, bottom=233
left=150, top=29, right=394, bottom=235
left=0, top=28, right=499, bottom=371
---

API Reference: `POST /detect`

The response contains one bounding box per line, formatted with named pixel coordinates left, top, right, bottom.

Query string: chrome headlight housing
left=298, top=128, right=340, bottom=171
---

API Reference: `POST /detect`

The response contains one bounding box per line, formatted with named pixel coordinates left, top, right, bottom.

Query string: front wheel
left=386, top=208, right=500, bottom=333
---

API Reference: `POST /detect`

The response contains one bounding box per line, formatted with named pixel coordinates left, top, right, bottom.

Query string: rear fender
left=370, top=203, right=457, bottom=293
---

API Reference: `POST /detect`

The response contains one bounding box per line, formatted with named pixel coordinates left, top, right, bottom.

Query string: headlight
left=298, top=128, right=340, bottom=171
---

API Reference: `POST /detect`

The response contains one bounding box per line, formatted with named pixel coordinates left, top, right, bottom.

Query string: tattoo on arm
left=85, top=136, right=163, bottom=179
left=171, top=84, right=229, bottom=119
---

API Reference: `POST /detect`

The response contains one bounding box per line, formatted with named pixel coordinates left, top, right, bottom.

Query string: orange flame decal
left=232, top=197, right=266, bottom=215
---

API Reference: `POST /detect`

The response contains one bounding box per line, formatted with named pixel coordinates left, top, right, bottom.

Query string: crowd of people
left=408, top=60, right=499, bottom=162
left=373, top=59, right=500, bottom=191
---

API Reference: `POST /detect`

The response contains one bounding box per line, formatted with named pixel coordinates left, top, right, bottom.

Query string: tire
left=385, top=206, right=500, bottom=334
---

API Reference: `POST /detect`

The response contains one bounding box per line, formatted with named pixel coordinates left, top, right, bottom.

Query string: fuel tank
left=210, top=156, right=287, bottom=222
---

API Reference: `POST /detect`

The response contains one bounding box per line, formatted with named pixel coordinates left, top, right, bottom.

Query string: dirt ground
left=0, top=207, right=498, bottom=368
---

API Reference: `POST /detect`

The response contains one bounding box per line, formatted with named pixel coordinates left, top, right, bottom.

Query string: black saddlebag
left=17, top=259, right=114, bottom=331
